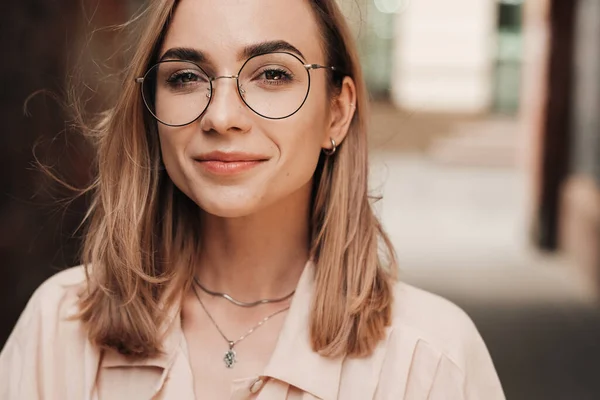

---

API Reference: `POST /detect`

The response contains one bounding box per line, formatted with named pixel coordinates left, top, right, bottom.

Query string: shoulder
left=4, top=265, right=88, bottom=344
left=390, top=281, right=480, bottom=369
left=37, top=264, right=88, bottom=293
left=28, top=265, right=88, bottom=318
left=377, top=281, right=505, bottom=399
left=35, top=265, right=88, bottom=295
left=0, top=266, right=95, bottom=399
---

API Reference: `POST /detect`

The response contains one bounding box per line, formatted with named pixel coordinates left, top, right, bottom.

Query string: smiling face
left=155, top=0, right=338, bottom=218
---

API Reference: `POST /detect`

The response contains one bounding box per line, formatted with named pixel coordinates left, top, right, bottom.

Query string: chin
left=200, top=206, right=257, bottom=219
left=194, top=195, right=265, bottom=219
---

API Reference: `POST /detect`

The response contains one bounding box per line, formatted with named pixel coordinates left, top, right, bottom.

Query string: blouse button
left=249, top=378, right=265, bottom=394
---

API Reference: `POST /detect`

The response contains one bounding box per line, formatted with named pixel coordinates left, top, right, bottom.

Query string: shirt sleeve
left=0, top=288, right=43, bottom=400
left=462, top=326, right=505, bottom=400
left=428, top=328, right=505, bottom=400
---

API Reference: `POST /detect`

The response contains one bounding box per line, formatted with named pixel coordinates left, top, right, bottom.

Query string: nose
left=199, top=75, right=252, bottom=135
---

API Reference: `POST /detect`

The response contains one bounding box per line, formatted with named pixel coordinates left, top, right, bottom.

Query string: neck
left=195, top=183, right=312, bottom=301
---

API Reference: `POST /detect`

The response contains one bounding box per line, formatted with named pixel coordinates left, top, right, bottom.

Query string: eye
left=167, top=70, right=206, bottom=85
left=258, top=68, right=294, bottom=84
left=264, top=69, right=289, bottom=81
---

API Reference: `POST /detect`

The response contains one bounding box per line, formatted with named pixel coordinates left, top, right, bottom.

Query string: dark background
left=0, top=0, right=129, bottom=344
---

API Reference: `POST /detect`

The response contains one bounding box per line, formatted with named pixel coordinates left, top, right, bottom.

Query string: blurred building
left=343, top=0, right=599, bottom=290
left=393, top=0, right=498, bottom=113
left=341, top=0, right=523, bottom=114
left=560, top=0, right=600, bottom=289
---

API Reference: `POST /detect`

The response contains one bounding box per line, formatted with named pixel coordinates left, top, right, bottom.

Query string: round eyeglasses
left=135, top=51, right=338, bottom=126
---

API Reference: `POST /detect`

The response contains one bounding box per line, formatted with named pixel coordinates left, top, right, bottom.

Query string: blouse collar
left=101, top=259, right=344, bottom=399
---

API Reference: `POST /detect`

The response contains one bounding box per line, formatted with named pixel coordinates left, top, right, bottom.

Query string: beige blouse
left=0, top=261, right=505, bottom=399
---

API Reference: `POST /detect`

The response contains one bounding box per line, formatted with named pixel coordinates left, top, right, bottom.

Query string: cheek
left=274, top=110, right=328, bottom=183
left=157, top=128, right=193, bottom=192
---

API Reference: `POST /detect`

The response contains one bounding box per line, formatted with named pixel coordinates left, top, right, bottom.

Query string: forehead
left=162, top=0, right=324, bottom=63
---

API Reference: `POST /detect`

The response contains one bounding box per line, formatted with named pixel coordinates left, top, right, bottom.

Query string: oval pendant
left=224, top=348, right=237, bottom=368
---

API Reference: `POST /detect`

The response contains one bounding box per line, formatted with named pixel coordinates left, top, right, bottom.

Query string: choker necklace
left=193, top=277, right=295, bottom=308
left=192, top=284, right=290, bottom=368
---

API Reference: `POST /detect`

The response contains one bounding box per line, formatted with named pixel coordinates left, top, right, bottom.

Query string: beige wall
left=392, top=0, right=497, bottom=113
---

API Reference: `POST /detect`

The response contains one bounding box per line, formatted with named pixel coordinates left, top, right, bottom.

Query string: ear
left=321, top=76, right=357, bottom=151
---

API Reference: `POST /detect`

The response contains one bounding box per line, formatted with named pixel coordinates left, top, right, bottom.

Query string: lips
left=195, top=151, right=269, bottom=162
left=193, top=151, right=269, bottom=176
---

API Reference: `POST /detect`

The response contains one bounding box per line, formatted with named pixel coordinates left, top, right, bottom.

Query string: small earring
left=323, top=138, right=337, bottom=156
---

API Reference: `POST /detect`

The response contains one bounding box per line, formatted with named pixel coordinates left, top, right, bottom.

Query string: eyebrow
left=159, top=47, right=206, bottom=63
left=159, top=40, right=306, bottom=64
left=240, top=40, right=306, bottom=61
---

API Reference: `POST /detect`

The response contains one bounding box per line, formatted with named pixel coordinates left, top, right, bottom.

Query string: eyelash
left=257, top=68, right=294, bottom=84
left=167, top=70, right=204, bottom=86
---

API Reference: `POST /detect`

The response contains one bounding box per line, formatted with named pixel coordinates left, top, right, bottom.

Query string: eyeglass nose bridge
left=210, top=74, right=239, bottom=82
left=207, top=74, right=247, bottom=98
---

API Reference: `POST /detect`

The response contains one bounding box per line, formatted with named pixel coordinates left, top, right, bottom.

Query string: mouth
left=193, top=151, right=270, bottom=176
left=195, top=151, right=270, bottom=163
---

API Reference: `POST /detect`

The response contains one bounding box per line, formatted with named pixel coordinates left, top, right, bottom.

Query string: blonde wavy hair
left=77, top=0, right=399, bottom=359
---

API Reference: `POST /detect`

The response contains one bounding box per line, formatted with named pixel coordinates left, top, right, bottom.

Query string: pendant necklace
left=191, top=283, right=291, bottom=368
left=193, top=276, right=295, bottom=307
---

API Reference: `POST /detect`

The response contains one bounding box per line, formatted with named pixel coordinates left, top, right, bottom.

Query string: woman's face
left=156, top=0, right=340, bottom=218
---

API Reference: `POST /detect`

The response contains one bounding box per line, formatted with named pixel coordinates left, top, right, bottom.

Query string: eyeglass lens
left=142, top=52, right=311, bottom=126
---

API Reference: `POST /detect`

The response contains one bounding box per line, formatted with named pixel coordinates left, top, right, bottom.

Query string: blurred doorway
left=493, top=0, right=524, bottom=114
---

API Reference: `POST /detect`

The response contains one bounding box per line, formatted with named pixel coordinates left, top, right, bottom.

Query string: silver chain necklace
left=191, top=283, right=291, bottom=368
left=193, top=276, right=295, bottom=307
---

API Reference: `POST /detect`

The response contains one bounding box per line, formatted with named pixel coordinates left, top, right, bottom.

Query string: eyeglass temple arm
left=304, top=64, right=337, bottom=72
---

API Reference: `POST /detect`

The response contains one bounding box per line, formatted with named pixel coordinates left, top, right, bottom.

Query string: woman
left=0, top=0, right=505, bottom=399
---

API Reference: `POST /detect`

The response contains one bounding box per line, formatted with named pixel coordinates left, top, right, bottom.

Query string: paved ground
left=369, top=102, right=600, bottom=399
